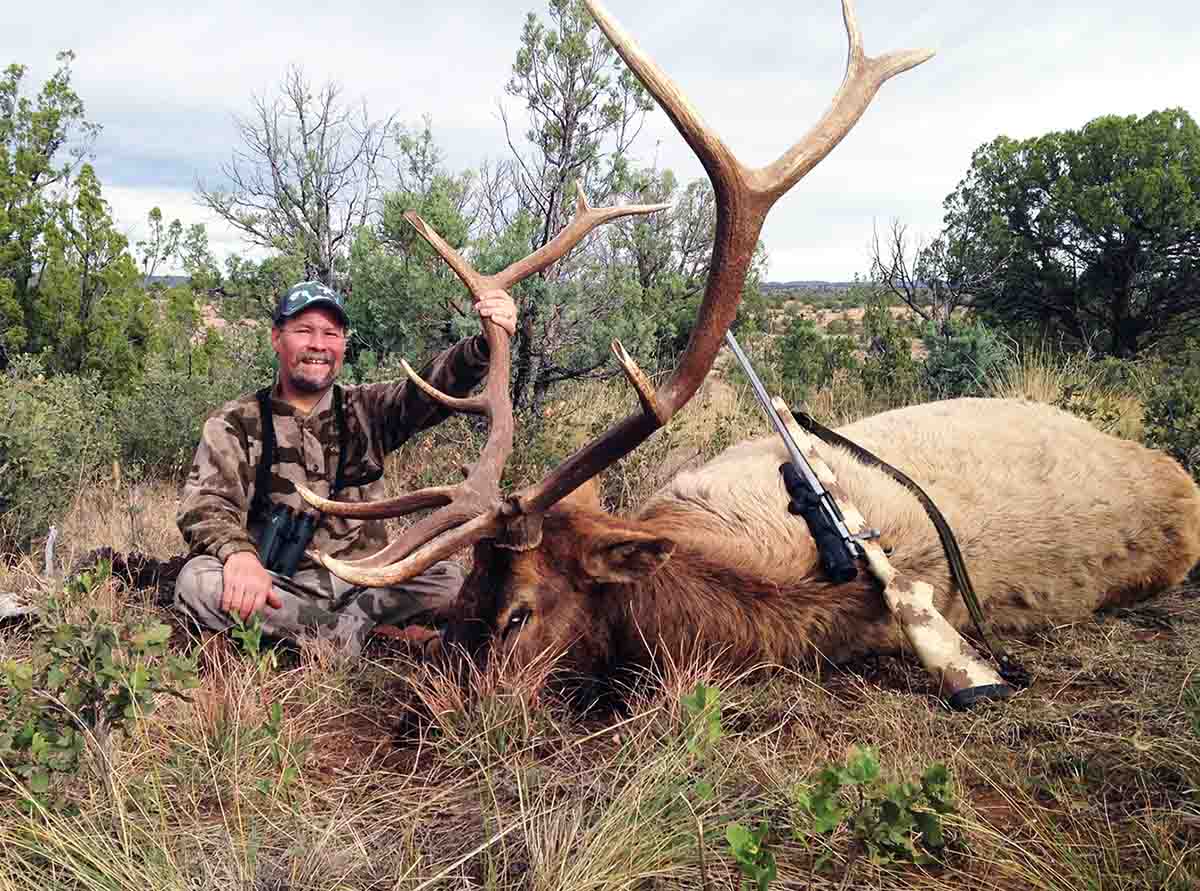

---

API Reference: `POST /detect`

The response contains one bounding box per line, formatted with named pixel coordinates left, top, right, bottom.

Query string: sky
left=5, top=0, right=1198, bottom=282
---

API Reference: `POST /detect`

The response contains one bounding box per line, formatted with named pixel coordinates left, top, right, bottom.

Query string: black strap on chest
left=250, top=385, right=348, bottom=522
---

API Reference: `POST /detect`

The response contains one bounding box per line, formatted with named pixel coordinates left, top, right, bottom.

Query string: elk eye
left=502, top=607, right=531, bottom=639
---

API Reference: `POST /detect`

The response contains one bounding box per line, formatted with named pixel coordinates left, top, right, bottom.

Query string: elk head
left=301, top=0, right=933, bottom=669
left=443, top=480, right=681, bottom=683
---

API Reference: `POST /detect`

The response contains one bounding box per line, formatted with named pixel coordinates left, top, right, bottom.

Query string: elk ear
left=559, top=477, right=603, bottom=512
left=582, top=530, right=675, bottom=584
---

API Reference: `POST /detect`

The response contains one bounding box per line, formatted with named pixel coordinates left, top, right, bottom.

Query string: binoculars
left=258, top=505, right=319, bottom=577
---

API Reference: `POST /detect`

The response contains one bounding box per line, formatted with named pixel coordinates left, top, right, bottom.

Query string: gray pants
left=173, top=555, right=465, bottom=657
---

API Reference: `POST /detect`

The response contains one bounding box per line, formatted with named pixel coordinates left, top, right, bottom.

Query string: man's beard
left=287, top=354, right=336, bottom=392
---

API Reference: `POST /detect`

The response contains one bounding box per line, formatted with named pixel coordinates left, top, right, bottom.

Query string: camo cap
left=274, top=281, right=348, bottom=327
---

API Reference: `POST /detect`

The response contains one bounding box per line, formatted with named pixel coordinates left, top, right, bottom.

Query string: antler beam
left=511, top=0, right=933, bottom=516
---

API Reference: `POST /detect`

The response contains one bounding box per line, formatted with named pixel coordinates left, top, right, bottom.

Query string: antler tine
left=760, top=1, right=934, bottom=201
left=508, top=0, right=933, bottom=516
left=296, top=482, right=455, bottom=519
left=323, top=495, right=504, bottom=571
left=398, top=358, right=490, bottom=415
left=321, top=511, right=507, bottom=587
left=611, top=340, right=667, bottom=426
left=584, top=1, right=743, bottom=195
left=404, top=210, right=485, bottom=293
left=495, top=183, right=670, bottom=289
left=394, top=193, right=668, bottom=407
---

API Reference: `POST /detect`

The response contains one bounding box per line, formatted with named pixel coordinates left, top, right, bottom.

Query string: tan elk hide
left=448, top=398, right=1200, bottom=689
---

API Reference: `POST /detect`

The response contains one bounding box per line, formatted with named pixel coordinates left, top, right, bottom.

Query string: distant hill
left=762, top=280, right=857, bottom=294
left=143, top=275, right=191, bottom=288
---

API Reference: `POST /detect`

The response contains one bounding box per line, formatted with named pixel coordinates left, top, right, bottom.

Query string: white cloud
left=8, top=0, right=1198, bottom=282
left=103, top=186, right=268, bottom=275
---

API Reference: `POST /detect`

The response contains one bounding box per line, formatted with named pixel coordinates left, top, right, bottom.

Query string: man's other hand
left=221, top=551, right=283, bottom=622
left=476, top=289, right=517, bottom=337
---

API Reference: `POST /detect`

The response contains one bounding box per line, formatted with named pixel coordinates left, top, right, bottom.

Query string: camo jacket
left=177, top=335, right=490, bottom=571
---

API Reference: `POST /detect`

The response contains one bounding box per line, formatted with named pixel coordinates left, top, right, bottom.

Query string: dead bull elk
left=452, top=399, right=1200, bottom=694
left=299, top=1, right=1200, bottom=700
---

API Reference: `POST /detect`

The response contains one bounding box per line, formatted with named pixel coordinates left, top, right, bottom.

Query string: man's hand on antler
left=476, top=289, right=517, bottom=337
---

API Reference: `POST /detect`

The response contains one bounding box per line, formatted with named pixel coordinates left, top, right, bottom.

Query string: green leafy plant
left=0, top=575, right=199, bottom=808
left=1143, top=349, right=1200, bottom=483
left=230, top=612, right=278, bottom=673
left=253, top=700, right=309, bottom=798
left=793, top=746, right=956, bottom=866
left=681, top=681, right=724, bottom=759
left=726, top=821, right=778, bottom=891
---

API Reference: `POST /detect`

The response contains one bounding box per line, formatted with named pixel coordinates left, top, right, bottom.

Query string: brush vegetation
left=2, top=336, right=1199, bottom=890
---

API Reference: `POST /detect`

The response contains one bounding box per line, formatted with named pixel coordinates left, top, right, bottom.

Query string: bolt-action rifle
left=723, top=330, right=864, bottom=584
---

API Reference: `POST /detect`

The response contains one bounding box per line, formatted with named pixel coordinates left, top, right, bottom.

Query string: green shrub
left=774, top=318, right=859, bottom=401
left=921, top=317, right=1007, bottom=397
left=113, top=326, right=275, bottom=475
left=0, top=357, right=119, bottom=552
left=0, top=566, right=199, bottom=809
left=1143, top=349, right=1200, bottom=482
left=859, top=301, right=921, bottom=405
left=792, top=746, right=956, bottom=866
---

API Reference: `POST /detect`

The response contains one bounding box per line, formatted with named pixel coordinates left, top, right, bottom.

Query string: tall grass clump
left=984, top=340, right=1146, bottom=439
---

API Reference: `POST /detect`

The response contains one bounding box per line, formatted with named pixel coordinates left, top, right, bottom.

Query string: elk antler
left=511, top=0, right=933, bottom=513
left=297, top=184, right=669, bottom=585
left=305, top=0, right=933, bottom=587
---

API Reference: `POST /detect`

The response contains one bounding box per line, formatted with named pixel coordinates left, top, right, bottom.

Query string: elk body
left=450, top=398, right=1200, bottom=683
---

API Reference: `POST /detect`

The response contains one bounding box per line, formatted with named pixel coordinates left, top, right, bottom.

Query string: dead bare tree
left=197, top=66, right=396, bottom=289
left=871, top=218, right=1008, bottom=330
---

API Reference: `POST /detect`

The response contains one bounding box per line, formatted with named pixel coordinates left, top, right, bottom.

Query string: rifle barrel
left=723, top=330, right=826, bottom=497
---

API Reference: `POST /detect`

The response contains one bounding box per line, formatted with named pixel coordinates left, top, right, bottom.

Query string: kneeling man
left=174, top=280, right=516, bottom=655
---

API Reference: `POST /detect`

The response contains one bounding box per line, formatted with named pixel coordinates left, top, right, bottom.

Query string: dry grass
left=985, top=341, right=1147, bottom=440
left=4, top=572, right=1197, bottom=889
left=2, top=363, right=1197, bottom=890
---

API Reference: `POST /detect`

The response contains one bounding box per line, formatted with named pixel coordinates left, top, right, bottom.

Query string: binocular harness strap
left=251, top=384, right=348, bottom=524
left=251, top=387, right=277, bottom=522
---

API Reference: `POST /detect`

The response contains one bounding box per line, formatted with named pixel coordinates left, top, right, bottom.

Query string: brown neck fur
left=569, top=503, right=895, bottom=672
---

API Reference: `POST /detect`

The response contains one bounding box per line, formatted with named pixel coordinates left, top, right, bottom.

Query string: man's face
left=270, top=306, right=347, bottom=396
